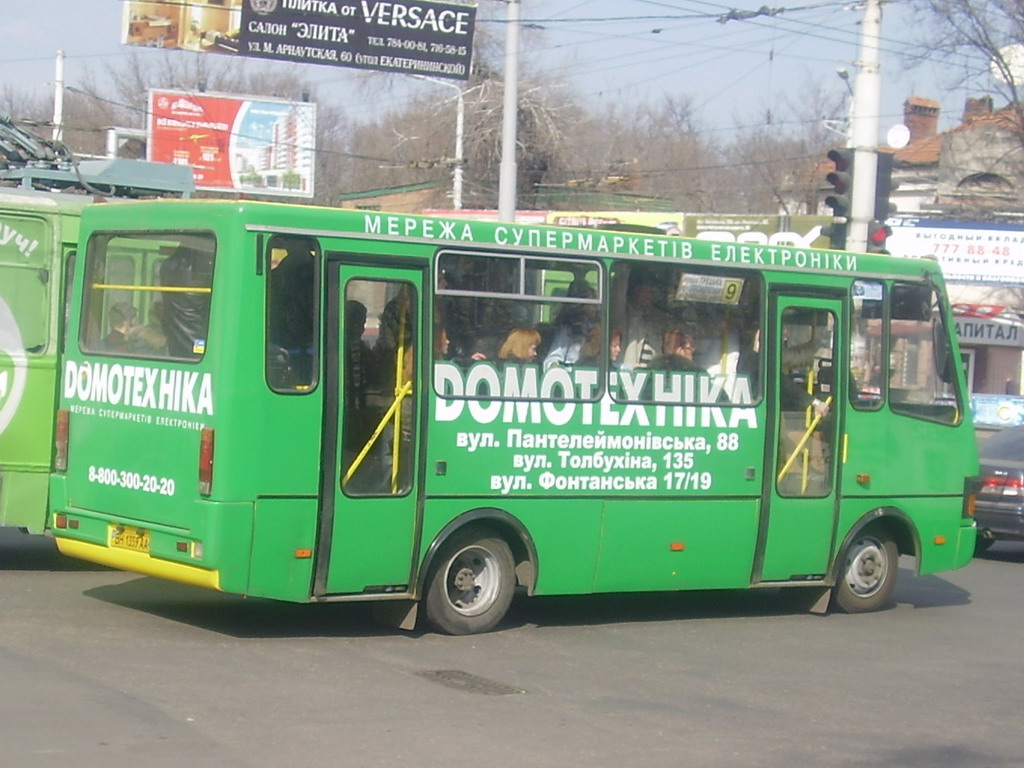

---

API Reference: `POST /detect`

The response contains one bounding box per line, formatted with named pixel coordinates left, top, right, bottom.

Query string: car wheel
left=974, top=537, right=995, bottom=556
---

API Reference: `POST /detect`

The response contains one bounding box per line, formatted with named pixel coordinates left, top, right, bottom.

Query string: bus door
left=756, top=293, right=844, bottom=583
left=314, top=260, right=423, bottom=597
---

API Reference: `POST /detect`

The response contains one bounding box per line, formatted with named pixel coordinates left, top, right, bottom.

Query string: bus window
left=610, top=262, right=762, bottom=404
left=343, top=278, right=417, bottom=495
left=889, top=282, right=960, bottom=424
left=266, top=235, right=319, bottom=391
left=850, top=280, right=884, bottom=409
left=434, top=252, right=602, bottom=399
left=777, top=307, right=836, bottom=497
left=0, top=262, right=48, bottom=353
left=80, top=232, right=214, bottom=361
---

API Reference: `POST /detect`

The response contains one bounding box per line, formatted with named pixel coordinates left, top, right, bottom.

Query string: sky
left=0, top=0, right=998, bottom=145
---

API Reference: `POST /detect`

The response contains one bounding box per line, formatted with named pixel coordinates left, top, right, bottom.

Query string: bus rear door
left=314, top=260, right=423, bottom=597
left=757, top=293, right=844, bottom=583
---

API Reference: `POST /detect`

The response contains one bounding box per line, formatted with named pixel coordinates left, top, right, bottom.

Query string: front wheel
left=832, top=527, right=898, bottom=613
left=424, top=529, right=516, bottom=635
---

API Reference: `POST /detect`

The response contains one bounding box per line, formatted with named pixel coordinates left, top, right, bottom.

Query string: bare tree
left=721, top=84, right=848, bottom=214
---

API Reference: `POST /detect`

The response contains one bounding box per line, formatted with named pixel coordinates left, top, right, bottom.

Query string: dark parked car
left=975, top=425, right=1024, bottom=553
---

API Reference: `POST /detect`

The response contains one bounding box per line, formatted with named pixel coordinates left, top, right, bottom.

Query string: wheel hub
left=847, top=539, right=886, bottom=596
left=452, top=566, right=478, bottom=594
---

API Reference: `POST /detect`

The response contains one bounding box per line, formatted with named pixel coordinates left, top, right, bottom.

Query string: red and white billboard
left=147, top=89, right=316, bottom=198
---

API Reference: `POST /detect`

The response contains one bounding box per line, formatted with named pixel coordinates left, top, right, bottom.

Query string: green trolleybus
left=49, top=200, right=979, bottom=634
left=0, top=188, right=89, bottom=532
left=0, top=142, right=193, bottom=534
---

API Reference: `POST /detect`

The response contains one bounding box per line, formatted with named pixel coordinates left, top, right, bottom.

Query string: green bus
left=50, top=199, right=979, bottom=634
left=0, top=154, right=193, bottom=534
left=0, top=188, right=90, bottom=531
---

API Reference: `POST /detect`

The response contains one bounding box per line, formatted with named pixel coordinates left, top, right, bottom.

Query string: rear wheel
left=833, top=526, right=898, bottom=613
left=424, top=529, right=516, bottom=635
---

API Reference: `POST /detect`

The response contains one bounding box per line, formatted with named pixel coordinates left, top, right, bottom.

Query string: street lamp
left=413, top=75, right=465, bottom=210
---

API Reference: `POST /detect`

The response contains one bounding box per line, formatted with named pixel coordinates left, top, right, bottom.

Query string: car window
left=979, top=427, right=1024, bottom=462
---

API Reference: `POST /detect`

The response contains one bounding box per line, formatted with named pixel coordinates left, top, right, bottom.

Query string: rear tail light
left=979, top=474, right=1024, bottom=498
left=964, top=475, right=981, bottom=518
left=54, top=409, right=69, bottom=472
left=198, top=427, right=215, bottom=496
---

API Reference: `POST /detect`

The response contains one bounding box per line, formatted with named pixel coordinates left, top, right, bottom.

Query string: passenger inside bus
left=497, top=328, right=541, bottom=364
left=576, top=325, right=622, bottom=368
left=543, top=280, right=598, bottom=370
left=160, top=242, right=213, bottom=359
left=620, top=267, right=673, bottom=368
left=103, top=302, right=138, bottom=352
left=126, top=300, right=167, bottom=354
left=650, top=328, right=705, bottom=372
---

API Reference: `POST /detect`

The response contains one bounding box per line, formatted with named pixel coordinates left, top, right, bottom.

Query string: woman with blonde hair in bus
left=497, top=328, right=541, bottom=364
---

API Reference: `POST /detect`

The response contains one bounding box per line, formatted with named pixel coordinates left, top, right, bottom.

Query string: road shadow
left=890, top=566, right=972, bottom=609
left=83, top=577, right=396, bottom=639
left=0, top=528, right=109, bottom=572
left=510, top=564, right=971, bottom=630
left=973, top=541, right=1024, bottom=564
left=78, top=562, right=972, bottom=639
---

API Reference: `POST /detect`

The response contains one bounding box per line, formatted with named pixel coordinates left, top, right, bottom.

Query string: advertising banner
left=123, top=0, right=476, bottom=81
left=148, top=89, right=316, bottom=197
left=543, top=212, right=831, bottom=249
left=888, top=218, right=1024, bottom=284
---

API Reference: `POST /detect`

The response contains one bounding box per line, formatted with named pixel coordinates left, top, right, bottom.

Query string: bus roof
left=81, top=198, right=942, bottom=282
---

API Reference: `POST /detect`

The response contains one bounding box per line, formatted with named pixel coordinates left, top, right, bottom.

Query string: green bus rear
left=0, top=189, right=88, bottom=532
left=50, top=200, right=979, bottom=633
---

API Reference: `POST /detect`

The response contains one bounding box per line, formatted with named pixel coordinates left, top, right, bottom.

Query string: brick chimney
left=962, top=96, right=994, bottom=124
left=903, top=97, right=939, bottom=143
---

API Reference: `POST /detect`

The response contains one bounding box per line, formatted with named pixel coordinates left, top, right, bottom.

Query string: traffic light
left=823, top=148, right=854, bottom=249
left=867, top=220, right=892, bottom=254
left=874, top=152, right=896, bottom=220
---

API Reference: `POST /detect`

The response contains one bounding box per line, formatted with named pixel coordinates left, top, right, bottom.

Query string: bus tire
left=832, top=526, right=898, bottom=614
left=424, top=529, right=516, bottom=635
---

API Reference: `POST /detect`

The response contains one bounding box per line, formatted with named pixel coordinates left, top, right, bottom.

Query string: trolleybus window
left=80, top=232, right=214, bottom=362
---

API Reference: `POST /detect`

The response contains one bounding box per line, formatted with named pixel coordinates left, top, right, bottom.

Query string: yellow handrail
left=777, top=396, right=833, bottom=484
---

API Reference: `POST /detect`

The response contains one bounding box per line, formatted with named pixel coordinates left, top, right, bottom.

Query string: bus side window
left=266, top=236, right=318, bottom=391
left=889, top=282, right=960, bottom=424
left=850, top=280, right=884, bottom=410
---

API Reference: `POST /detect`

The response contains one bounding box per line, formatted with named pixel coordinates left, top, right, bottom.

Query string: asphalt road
left=1, top=527, right=1021, bottom=768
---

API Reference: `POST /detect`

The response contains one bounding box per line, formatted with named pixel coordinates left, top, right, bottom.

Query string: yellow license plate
left=109, top=525, right=150, bottom=553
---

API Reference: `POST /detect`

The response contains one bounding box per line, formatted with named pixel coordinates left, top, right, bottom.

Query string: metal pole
left=413, top=75, right=465, bottom=209
left=52, top=50, right=65, bottom=143
left=453, top=87, right=464, bottom=210
left=847, top=0, right=882, bottom=252
left=497, top=0, right=519, bottom=221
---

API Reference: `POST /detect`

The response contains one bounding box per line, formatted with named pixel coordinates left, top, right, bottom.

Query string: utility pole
left=497, top=0, right=519, bottom=222
left=413, top=75, right=465, bottom=209
left=52, top=50, right=65, bottom=143
left=847, top=0, right=882, bottom=252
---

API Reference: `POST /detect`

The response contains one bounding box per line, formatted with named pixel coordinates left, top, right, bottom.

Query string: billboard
left=888, top=218, right=1024, bottom=284
left=123, top=0, right=475, bottom=81
left=148, top=89, right=316, bottom=197
left=543, top=212, right=832, bottom=249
